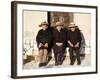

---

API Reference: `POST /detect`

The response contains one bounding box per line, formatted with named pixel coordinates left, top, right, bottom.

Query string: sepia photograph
left=23, top=11, right=91, bottom=69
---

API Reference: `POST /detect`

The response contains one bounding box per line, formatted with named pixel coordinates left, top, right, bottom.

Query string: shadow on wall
left=80, top=31, right=86, bottom=61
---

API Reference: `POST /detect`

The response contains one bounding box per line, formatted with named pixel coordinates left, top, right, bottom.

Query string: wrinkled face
left=56, top=26, right=62, bottom=31
left=42, top=25, right=48, bottom=30
left=69, top=23, right=76, bottom=31
left=70, top=27, right=75, bottom=31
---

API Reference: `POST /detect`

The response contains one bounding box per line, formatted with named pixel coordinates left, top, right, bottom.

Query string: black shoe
left=77, top=62, right=81, bottom=65
left=43, top=62, right=47, bottom=66
left=55, top=62, right=59, bottom=66
left=39, top=63, right=43, bottom=67
left=70, top=62, right=74, bottom=65
left=58, top=61, right=62, bottom=65
left=39, top=63, right=45, bottom=67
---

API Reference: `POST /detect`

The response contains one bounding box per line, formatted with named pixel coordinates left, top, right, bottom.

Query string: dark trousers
left=69, top=47, right=81, bottom=64
left=53, top=45, right=64, bottom=64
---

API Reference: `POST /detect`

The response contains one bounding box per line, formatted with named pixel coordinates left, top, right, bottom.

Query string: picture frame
left=11, top=1, right=98, bottom=78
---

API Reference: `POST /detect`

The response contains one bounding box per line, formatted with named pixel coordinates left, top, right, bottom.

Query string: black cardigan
left=36, top=28, right=53, bottom=47
left=52, top=28, right=67, bottom=46
left=67, top=29, right=82, bottom=46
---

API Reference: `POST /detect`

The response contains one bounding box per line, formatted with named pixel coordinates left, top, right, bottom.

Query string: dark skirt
left=38, top=44, right=51, bottom=54
left=39, top=45, right=48, bottom=50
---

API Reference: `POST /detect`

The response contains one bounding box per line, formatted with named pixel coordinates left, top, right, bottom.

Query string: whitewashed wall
left=74, top=13, right=91, bottom=54
left=23, top=11, right=47, bottom=55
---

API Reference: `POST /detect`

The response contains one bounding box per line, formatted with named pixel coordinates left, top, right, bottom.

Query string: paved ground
left=23, top=54, right=91, bottom=69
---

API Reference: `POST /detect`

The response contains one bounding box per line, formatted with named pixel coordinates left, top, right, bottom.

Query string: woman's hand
left=44, top=43, right=48, bottom=47
left=75, top=42, right=79, bottom=48
left=70, top=43, right=74, bottom=47
left=39, top=43, right=43, bottom=48
left=68, top=41, right=73, bottom=47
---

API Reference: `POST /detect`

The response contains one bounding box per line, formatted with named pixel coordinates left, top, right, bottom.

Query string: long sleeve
left=67, top=30, right=70, bottom=41
left=36, top=31, right=41, bottom=46
left=77, top=30, right=82, bottom=43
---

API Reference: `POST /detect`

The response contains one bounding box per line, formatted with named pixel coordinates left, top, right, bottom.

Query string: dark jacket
left=53, top=28, right=67, bottom=46
left=36, top=28, right=53, bottom=48
left=67, top=29, right=82, bottom=47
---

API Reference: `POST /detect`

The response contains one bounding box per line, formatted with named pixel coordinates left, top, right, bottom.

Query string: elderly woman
left=53, top=21, right=67, bottom=66
left=36, top=21, right=52, bottom=67
left=67, top=22, right=82, bottom=65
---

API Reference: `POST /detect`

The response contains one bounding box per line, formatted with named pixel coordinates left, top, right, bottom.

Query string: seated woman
left=36, top=21, right=52, bottom=67
left=53, top=21, right=67, bottom=66
left=67, top=22, right=82, bottom=65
